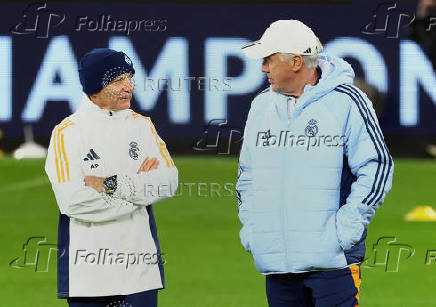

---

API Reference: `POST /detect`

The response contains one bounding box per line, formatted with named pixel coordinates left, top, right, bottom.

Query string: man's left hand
left=137, top=157, right=160, bottom=174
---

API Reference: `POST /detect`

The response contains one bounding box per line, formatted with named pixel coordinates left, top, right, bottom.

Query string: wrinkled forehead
left=263, top=53, right=283, bottom=61
left=110, top=72, right=134, bottom=82
left=100, top=72, right=134, bottom=95
left=101, top=67, right=134, bottom=88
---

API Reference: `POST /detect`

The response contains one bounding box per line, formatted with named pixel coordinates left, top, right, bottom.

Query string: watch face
left=104, top=175, right=117, bottom=193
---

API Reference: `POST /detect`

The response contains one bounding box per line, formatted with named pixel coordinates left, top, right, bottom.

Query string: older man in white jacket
left=45, top=48, right=178, bottom=307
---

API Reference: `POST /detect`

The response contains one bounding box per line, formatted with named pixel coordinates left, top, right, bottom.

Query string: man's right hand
left=84, top=176, right=105, bottom=193
left=137, top=157, right=160, bottom=174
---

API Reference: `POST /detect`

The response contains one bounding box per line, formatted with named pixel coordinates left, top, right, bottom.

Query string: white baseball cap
left=242, top=20, right=323, bottom=59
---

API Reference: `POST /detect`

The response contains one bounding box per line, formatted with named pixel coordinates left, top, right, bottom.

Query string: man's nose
left=122, top=79, right=134, bottom=92
left=261, top=60, right=269, bottom=73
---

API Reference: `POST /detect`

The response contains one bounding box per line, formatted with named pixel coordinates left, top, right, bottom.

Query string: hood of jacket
left=269, top=53, right=355, bottom=117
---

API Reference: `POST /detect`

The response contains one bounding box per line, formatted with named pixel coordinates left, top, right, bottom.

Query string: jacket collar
left=78, top=93, right=131, bottom=120
left=270, top=65, right=327, bottom=121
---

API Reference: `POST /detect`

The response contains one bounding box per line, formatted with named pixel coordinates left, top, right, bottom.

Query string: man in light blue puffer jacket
left=237, top=20, right=393, bottom=307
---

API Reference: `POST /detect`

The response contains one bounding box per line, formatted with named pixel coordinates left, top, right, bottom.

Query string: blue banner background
left=1, top=1, right=435, bottom=139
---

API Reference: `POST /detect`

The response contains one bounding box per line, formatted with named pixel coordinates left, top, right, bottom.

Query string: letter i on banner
left=0, top=36, right=12, bottom=122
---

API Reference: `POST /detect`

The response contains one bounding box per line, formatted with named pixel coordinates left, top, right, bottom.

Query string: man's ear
left=89, top=89, right=103, bottom=101
left=291, top=55, right=303, bottom=72
left=89, top=92, right=100, bottom=104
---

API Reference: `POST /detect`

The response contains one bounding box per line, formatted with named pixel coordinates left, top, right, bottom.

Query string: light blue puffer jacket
left=236, top=54, right=393, bottom=274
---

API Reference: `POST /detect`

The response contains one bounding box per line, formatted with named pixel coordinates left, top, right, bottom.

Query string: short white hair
left=279, top=53, right=318, bottom=68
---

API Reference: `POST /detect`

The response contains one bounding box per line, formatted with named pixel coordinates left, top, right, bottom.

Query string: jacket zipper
left=282, top=96, right=295, bottom=270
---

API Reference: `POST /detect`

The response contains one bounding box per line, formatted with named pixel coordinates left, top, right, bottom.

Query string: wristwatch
left=103, top=175, right=117, bottom=196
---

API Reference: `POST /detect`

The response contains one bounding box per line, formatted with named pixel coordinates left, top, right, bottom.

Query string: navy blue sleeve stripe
left=236, top=190, right=242, bottom=209
left=335, top=85, right=392, bottom=207
left=337, top=84, right=393, bottom=206
left=336, top=84, right=390, bottom=207
left=335, top=86, right=385, bottom=206
left=343, top=85, right=393, bottom=206
left=236, top=165, right=243, bottom=208
left=338, top=85, right=387, bottom=207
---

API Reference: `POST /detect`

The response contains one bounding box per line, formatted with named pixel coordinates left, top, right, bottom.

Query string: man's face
left=93, top=72, right=134, bottom=110
left=262, top=53, right=298, bottom=94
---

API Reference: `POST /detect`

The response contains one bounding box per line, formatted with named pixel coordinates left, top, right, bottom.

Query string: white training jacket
left=45, top=94, right=178, bottom=298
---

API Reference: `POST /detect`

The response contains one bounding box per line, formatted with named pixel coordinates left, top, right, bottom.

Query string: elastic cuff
left=113, top=174, right=136, bottom=200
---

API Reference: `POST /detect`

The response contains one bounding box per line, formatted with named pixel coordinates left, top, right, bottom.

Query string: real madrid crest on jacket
left=129, top=141, right=140, bottom=160
left=305, top=119, right=318, bottom=137
left=45, top=94, right=178, bottom=298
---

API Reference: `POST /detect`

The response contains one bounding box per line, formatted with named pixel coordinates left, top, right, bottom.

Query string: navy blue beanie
left=78, top=48, right=135, bottom=95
